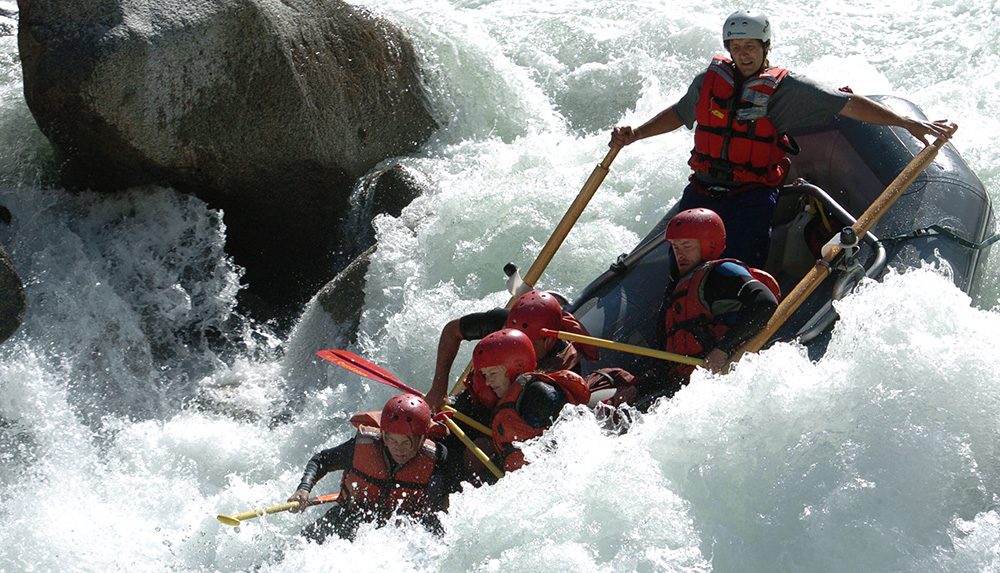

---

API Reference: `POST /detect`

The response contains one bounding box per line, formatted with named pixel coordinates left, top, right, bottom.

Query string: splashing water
left=0, top=0, right=998, bottom=571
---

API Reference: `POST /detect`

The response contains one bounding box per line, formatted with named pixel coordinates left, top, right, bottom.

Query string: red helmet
left=380, top=394, right=432, bottom=436
left=665, top=208, right=726, bottom=260
left=506, top=290, right=563, bottom=340
left=472, top=328, right=537, bottom=380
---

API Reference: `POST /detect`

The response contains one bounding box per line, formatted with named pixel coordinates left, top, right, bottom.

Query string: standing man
left=609, top=9, right=953, bottom=267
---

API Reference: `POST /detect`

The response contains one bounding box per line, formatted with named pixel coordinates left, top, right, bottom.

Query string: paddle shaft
left=442, top=416, right=504, bottom=479
left=522, top=147, right=620, bottom=286
left=218, top=494, right=339, bottom=526
left=739, top=129, right=954, bottom=355
left=451, top=148, right=620, bottom=395
left=539, top=328, right=705, bottom=366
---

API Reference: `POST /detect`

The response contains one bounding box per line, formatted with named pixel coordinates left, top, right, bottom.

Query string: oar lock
left=821, top=226, right=861, bottom=269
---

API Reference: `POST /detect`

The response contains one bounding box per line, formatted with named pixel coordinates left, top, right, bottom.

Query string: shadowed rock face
left=17, top=0, right=437, bottom=319
left=0, top=229, right=25, bottom=344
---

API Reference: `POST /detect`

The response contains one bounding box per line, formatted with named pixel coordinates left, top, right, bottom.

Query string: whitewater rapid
left=1, top=0, right=999, bottom=571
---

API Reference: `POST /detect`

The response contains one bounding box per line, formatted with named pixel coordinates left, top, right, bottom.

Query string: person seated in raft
left=608, top=208, right=779, bottom=411
left=425, top=289, right=599, bottom=417
left=463, top=328, right=591, bottom=483
left=287, top=394, right=450, bottom=542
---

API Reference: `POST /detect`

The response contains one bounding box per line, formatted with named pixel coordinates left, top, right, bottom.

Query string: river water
left=1, top=0, right=998, bottom=571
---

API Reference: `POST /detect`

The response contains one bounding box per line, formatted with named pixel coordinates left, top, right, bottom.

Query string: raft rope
left=879, top=224, right=1000, bottom=251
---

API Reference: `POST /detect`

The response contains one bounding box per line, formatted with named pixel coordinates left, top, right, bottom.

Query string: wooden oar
left=317, top=350, right=505, bottom=480
left=520, top=147, right=620, bottom=287
left=539, top=328, right=705, bottom=366
left=736, top=125, right=956, bottom=357
left=450, top=147, right=620, bottom=395
left=217, top=494, right=340, bottom=526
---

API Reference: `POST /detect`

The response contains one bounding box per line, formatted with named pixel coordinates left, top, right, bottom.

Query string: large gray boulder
left=17, top=0, right=436, bottom=316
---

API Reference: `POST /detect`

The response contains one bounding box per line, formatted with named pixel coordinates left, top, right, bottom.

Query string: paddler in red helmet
left=462, top=328, right=591, bottom=482
left=608, top=208, right=779, bottom=411
left=287, top=393, right=450, bottom=542
left=425, top=289, right=599, bottom=423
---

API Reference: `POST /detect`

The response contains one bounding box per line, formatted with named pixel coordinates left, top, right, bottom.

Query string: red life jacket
left=339, top=425, right=438, bottom=517
left=689, top=56, right=792, bottom=186
left=662, top=259, right=750, bottom=379
left=491, top=371, right=590, bottom=472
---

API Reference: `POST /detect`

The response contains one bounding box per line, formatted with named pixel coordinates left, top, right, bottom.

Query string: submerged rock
left=316, top=243, right=375, bottom=346
left=0, top=239, right=25, bottom=344
left=17, top=0, right=437, bottom=318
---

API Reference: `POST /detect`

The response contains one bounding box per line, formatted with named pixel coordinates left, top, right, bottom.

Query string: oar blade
left=317, top=350, right=398, bottom=384
left=317, top=349, right=420, bottom=395
left=217, top=514, right=241, bottom=526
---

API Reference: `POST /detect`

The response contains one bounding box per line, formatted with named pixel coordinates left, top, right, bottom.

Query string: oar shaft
left=442, top=405, right=492, bottom=436
left=442, top=417, right=504, bottom=480
left=218, top=493, right=341, bottom=526
left=230, top=501, right=299, bottom=522
left=451, top=148, right=620, bottom=396
left=855, top=135, right=951, bottom=238
left=540, top=329, right=704, bottom=366
left=522, top=147, right=619, bottom=286
left=738, top=261, right=832, bottom=353
left=740, top=128, right=954, bottom=355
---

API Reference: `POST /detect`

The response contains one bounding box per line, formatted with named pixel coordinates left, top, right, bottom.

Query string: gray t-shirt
left=673, top=66, right=852, bottom=134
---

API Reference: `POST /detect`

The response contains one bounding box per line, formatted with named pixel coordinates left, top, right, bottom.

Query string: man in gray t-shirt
left=672, top=71, right=850, bottom=139
left=610, top=9, right=952, bottom=268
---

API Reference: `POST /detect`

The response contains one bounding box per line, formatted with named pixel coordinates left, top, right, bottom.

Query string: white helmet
left=723, top=10, right=771, bottom=43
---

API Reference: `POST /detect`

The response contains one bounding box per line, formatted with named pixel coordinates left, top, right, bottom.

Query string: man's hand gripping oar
left=734, top=124, right=957, bottom=358
left=316, top=350, right=505, bottom=480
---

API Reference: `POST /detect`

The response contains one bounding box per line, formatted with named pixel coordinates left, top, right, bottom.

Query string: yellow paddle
left=217, top=493, right=340, bottom=526
left=539, top=328, right=705, bottom=367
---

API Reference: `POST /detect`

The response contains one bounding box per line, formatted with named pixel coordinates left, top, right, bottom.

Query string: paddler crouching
left=425, top=289, right=599, bottom=421
left=462, top=328, right=591, bottom=483
left=287, top=394, right=450, bottom=542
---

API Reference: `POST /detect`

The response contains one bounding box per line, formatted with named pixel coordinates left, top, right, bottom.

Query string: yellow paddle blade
left=216, top=502, right=298, bottom=527
left=216, top=514, right=242, bottom=526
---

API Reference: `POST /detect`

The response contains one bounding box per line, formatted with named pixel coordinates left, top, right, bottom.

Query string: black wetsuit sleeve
left=517, top=380, right=568, bottom=428
left=424, top=443, right=451, bottom=512
left=457, top=307, right=510, bottom=340
left=705, top=270, right=778, bottom=354
left=296, top=438, right=356, bottom=493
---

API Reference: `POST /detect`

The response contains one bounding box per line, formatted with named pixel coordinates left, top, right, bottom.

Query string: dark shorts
left=675, top=183, right=779, bottom=268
